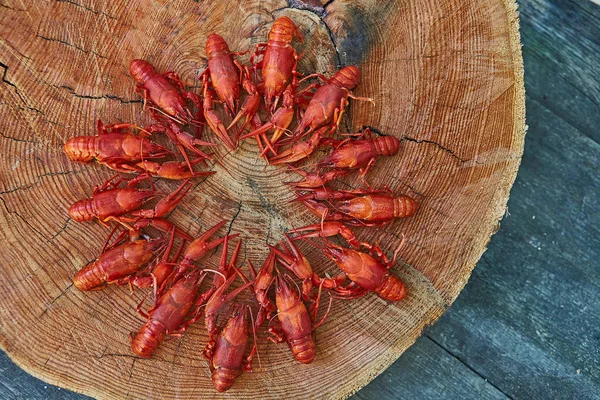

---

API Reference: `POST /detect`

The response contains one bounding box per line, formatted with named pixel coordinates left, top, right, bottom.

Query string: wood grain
left=0, top=0, right=524, bottom=399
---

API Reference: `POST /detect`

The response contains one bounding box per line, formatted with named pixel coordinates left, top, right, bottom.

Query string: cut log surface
left=0, top=1, right=524, bottom=399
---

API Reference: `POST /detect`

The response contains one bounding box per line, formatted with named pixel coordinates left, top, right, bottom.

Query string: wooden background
left=3, top=0, right=597, bottom=399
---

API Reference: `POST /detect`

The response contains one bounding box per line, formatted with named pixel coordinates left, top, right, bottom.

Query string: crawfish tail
left=212, top=367, right=242, bottom=393
left=131, top=319, right=167, bottom=358
left=68, top=198, right=97, bottom=222
left=64, top=136, right=97, bottom=162
left=394, top=196, right=419, bottom=218
left=73, top=260, right=105, bottom=291
left=290, top=335, right=316, bottom=364
left=373, top=136, right=400, bottom=157
left=374, top=274, right=406, bottom=302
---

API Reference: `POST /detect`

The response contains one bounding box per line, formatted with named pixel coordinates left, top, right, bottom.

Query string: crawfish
left=204, top=236, right=253, bottom=337
left=68, top=177, right=192, bottom=225
left=240, top=84, right=296, bottom=149
left=283, top=167, right=350, bottom=189
left=131, top=270, right=206, bottom=358
left=269, top=233, right=318, bottom=300
left=268, top=125, right=327, bottom=164
left=251, top=16, right=303, bottom=111
left=288, top=222, right=362, bottom=249
left=204, top=305, right=256, bottom=392
left=268, top=275, right=329, bottom=364
left=167, top=220, right=237, bottom=284
left=336, top=193, right=419, bottom=226
left=320, top=129, right=400, bottom=176
left=73, top=238, right=165, bottom=291
left=203, top=87, right=237, bottom=151
left=201, top=33, right=244, bottom=116
left=130, top=59, right=201, bottom=124
left=246, top=250, right=276, bottom=328
left=133, top=159, right=215, bottom=181
left=316, top=241, right=407, bottom=301
left=298, top=189, right=419, bottom=226
left=144, top=122, right=215, bottom=174
left=64, top=120, right=171, bottom=173
left=227, top=66, right=261, bottom=141
left=292, top=66, right=373, bottom=140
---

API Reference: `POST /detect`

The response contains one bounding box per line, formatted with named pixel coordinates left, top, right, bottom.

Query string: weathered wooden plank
left=426, top=96, right=600, bottom=400
left=519, top=0, right=600, bottom=142
left=0, top=351, right=87, bottom=400
left=352, top=337, right=508, bottom=400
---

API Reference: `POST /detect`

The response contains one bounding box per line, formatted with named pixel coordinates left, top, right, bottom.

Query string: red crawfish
left=132, top=158, right=215, bottom=181
left=283, top=167, right=350, bottom=189
left=75, top=219, right=191, bottom=292
left=130, top=59, right=201, bottom=124
left=268, top=125, right=327, bottom=164
left=251, top=16, right=303, bottom=111
left=240, top=84, right=296, bottom=149
left=288, top=222, right=362, bottom=249
left=227, top=66, right=261, bottom=141
left=68, top=177, right=192, bottom=225
left=320, top=129, right=401, bottom=176
left=204, top=305, right=256, bottom=392
left=268, top=275, right=330, bottom=364
left=131, top=270, right=206, bottom=358
left=292, top=66, right=374, bottom=140
left=315, top=241, right=407, bottom=301
left=73, top=238, right=165, bottom=291
left=299, top=189, right=419, bottom=226
left=269, top=233, right=319, bottom=300
left=245, top=250, right=276, bottom=328
left=203, top=87, right=237, bottom=151
left=204, top=236, right=253, bottom=337
left=201, top=33, right=243, bottom=116
left=64, top=120, right=171, bottom=173
left=143, top=122, right=215, bottom=174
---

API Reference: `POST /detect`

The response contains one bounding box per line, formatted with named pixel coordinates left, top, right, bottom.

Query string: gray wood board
left=1, top=0, right=600, bottom=399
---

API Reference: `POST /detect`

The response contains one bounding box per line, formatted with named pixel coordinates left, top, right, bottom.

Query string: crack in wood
left=226, top=201, right=243, bottom=237
left=56, top=84, right=142, bottom=104
left=39, top=283, right=75, bottom=318
left=56, top=0, right=118, bottom=21
left=0, top=196, right=49, bottom=240
left=401, top=136, right=467, bottom=163
left=36, top=35, right=107, bottom=59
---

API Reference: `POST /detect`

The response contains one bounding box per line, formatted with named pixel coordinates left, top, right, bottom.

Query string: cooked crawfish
left=204, top=305, right=256, bottom=392
left=299, top=189, right=419, bottom=226
left=251, top=16, right=303, bottom=111
left=316, top=241, right=407, bottom=301
left=227, top=66, right=261, bottom=141
left=293, top=66, right=373, bottom=139
left=284, top=167, right=350, bottom=189
left=68, top=177, right=192, bottom=225
left=270, top=233, right=318, bottom=300
left=203, top=87, right=237, bottom=151
left=166, top=220, right=237, bottom=284
left=131, top=270, right=206, bottom=358
left=73, top=238, right=165, bottom=291
left=64, top=120, right=171, bottom=173
left=240, top=84, right=296, bottom=149
left=201, top=33, right=244, bottom=116
left=245, top=251, right=277, bottom=328
left=130, top=59, right=201, bottom=124
left=204, top=236, right=253, bottom=337
left=268, top=126, right=327, bottom=164
left=268, top=274, right=329, bottom=364
left=288, top=222, right=362, bottom=249
left=320, top=130, right=400, bottom=176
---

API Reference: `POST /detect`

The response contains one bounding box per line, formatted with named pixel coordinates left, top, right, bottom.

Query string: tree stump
left=0, top=0, right=525, bottom=398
